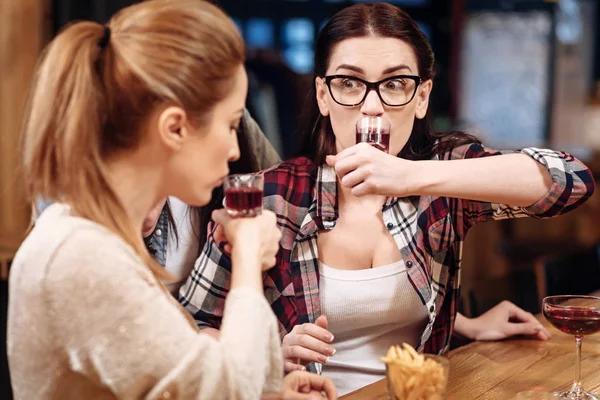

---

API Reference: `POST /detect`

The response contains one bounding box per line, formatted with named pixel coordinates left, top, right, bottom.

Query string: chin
left=177, top=190, right=210, bottom=208
left=191, top=195, right=211, bottom=208
left=197, top=188, right=215, bottom=207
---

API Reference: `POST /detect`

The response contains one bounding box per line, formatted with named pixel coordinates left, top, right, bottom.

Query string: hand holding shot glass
left=224, top=174, right=264, bottom=218
left=356, top=116, right=391, bottom=153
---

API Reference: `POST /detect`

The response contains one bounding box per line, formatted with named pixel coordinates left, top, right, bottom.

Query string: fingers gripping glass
left=324, top=75, right=421, bottom=107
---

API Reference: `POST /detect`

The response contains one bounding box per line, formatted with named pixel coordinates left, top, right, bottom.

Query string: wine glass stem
left=571, top=335, right=584, bottom=394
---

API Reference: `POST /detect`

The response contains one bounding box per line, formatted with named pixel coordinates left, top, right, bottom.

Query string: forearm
left=453, top=312, right=476, bottom=340
left=230, top=240, right=264, bottom=294
left=411, top=154, right=553, bottom=207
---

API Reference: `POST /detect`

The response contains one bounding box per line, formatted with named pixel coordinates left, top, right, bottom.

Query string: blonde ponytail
left=21, top=0, right=244, bottom=280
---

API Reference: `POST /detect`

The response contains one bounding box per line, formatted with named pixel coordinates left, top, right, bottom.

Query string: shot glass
left=356, top=116, right=391, bottom=153
left=223, top=174, right=264, bottom=218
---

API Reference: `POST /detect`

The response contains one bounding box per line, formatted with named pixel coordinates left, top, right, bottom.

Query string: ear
left=315, top=77, right=330, bottom=117
left=415, top=79, right=432, bottom=120
left=157, top=106, right=188, bottom=151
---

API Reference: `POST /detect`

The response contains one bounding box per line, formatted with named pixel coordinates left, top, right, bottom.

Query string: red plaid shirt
left=179, top=143, right=594, bottom=373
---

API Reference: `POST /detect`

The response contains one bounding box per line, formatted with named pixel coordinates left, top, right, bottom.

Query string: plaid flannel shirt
left=179, top=143, right=594, bottom=374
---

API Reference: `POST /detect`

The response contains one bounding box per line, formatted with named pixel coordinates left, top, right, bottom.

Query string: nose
left=228, top=130, right=241, bottom=162
left=360, top=88, right=384, bottom=117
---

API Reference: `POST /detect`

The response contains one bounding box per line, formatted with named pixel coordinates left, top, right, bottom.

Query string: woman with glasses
left=179, top=2, right=595, bottom=395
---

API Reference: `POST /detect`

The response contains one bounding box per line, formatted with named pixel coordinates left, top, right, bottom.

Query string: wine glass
left=542, top=295, right=600, bottom=399
left=516, top=390, right=560, bottom=399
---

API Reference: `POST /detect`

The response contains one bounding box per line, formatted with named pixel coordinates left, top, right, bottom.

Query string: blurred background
left=1, top=0, right=600, bottom=397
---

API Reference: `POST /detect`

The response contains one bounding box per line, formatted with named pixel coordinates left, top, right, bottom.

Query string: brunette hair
left=298, top=2, right=479, bottom=163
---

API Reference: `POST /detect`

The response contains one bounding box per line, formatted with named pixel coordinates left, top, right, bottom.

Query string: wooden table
left=341, top=292, right=600, bottom=399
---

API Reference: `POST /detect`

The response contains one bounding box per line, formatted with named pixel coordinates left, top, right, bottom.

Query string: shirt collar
left=315, top=164, right=338, bottom=226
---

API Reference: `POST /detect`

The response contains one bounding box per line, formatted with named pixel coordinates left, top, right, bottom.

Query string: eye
left=230, top=118, right=242, bottom=134
left=341, top=78, right=362, bottom=89
left=384, top=79, right=406, bottom=91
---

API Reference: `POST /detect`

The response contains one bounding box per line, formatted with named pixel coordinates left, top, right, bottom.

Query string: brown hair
left=298, top=3, right=479, bottom=163
left=21, top=0, right=244, bottom=280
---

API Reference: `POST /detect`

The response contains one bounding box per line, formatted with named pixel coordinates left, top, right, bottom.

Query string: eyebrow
left=335, top=64, right=364, bottom=74
left=334, top=63, right=413, bottom=75
left=383, top=64, right=412, bottom=74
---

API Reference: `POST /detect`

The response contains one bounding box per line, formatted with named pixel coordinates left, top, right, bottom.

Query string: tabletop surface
left=341, top=292, right=600, bottom=399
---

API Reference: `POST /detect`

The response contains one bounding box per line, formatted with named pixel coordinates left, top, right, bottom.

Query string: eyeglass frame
left=323, top=74, right=422, bottom=107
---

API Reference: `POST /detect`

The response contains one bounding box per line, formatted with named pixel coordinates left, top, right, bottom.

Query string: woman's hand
left=261, top=371, right=338, bottom=400
left=282, top=315, right=336, bottom=373
left=326, top=143, right=414, bottom=198
left=455, top=301, right=551, bottom=341
left=212, top=209, right=281, bottom=271
left=280, top=371, right=338, bottom=400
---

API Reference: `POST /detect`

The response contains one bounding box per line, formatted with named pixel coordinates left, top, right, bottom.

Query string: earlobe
left=315, top=77, right=330, bottom=117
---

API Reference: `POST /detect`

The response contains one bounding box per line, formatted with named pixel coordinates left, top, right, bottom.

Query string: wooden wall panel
left=0, top=0, right=48, bottom=250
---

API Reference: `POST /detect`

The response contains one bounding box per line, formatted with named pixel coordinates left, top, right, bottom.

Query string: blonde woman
left=7, top=1, right=335, bottom=399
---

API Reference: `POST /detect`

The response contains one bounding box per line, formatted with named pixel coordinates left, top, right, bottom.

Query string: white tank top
left=319, top=260, right=428, bottom=396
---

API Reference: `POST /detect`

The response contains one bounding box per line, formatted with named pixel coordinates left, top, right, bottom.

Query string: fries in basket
left=381, top=343, right=448, bottom=400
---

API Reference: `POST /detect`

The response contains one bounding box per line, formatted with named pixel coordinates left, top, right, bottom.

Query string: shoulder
left=262, top=157, right=316, bottom=195
left=11, top=205, right=154, bottom=320
left=260, top=157, right=316, bottom=217
left=33, top=204, right=146, bottom=286
left=263, top=157, right=316, bottom=180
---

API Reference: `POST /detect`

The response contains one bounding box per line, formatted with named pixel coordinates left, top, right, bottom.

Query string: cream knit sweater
left=7, top=204, right=283, bottom=399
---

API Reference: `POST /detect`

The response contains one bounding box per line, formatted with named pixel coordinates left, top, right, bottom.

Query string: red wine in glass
left=544, top=307, right=600, bottom=336
left=225, top=187, right=262, bottom=215
left=542, top=296, right=600, bottom=400
left=223, top=174, right=263, bottom=218
left=356, top=130, right=390, bottom=153
left=356, top=116, right=391, bottom=153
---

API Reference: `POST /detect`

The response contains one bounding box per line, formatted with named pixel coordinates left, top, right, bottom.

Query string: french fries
left=381, top=343, right=448, bottom=400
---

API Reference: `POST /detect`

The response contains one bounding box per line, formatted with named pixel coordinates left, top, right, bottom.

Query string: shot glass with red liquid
left=223, top=174, right=263, bottom=218
left=356, top=116, right=391, bottom=153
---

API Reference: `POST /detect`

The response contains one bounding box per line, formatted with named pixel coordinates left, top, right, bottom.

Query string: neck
left=105, top=155, right=164, bottom=241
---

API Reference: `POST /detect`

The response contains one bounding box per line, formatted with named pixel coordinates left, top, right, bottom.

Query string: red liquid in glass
left=356, top=130, right=390, bottom=153
left=543, top=307, right=600, bottom=336
left=225, top=187, right=262, bottom=212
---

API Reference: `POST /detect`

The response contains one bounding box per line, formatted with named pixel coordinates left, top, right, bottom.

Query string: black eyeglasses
left=324, top=74, right=421, bottom=107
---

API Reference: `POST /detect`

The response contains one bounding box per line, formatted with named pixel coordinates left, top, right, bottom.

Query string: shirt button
left=155, top=229, right=162, bottom=237
left=386, top=222, right=394, bottom=230
left=406, top=261, right=413, bottom=268
left=430, top=305, right=435, bottom=313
